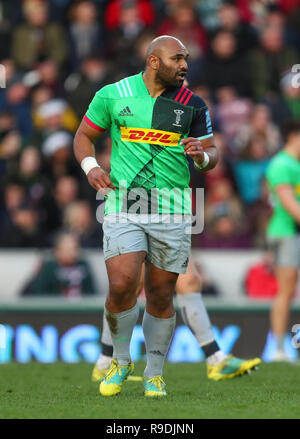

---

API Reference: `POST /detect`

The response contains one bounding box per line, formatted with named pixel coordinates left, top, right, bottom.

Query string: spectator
left=112, top=30, right=155, bottom=80
left=249, top=24, right=298, bottom=99
left=0, top=182, right=46, bottom=247
left=11, top=0, right=67, bottom=71
left=204, top=178, right=245, bottom=227
left=63, top=200, right=101, bottom=248
left=284, top=3, right=300, bottom=52
left=65, top=56, right=110, bottom=119
left=16, top=146, right=53, bottom=228
left=107, top=0, right=153, bottom=63
left=30, top=85, right=54, bottom=112
left=247, top=1, right=278, bottom=30
left=195, top=0, right=223, bottom=32
left=33, top=98, right=79, bottom=135
left=34, top=59, right=61, bottom=95
left=0, top=1, right=12, bottom=60
left=215, top=86, right=253, bottom=146
left=245, top=251, right=278, bottom=299
left=196, top=179, right=253, bottom=249
left=0, top=182, right=26, bottom=224
left=197, top=207, right=253, bottom=249
left=202, top=30, right=250, bottom=97
left=157, top=2, right=206, bottom=84
left=259, top=71, right=295, bottom=126
left=0, top=77, right=32, bottom=140
left=157, top=2, right=207, bottom=59
left=0, top=204, right=46, bottom=247
left=0, top=59, right=16, bottom=86
left=53, top=175, right=79, bottom=219
left=68, top=1, right=105, bottom=71
left=233, top=104, right=282, bottom=156
left=232, top=135, right=271, bottom=206
left=21, top=231, right=97, bottom=296
left=105, top=0, right=155, bottom=30
left=17, top=146, right=45, bottom=192
left=42, top=130, right=75, bottom=180
left=31, top=98, right=80, bottom=180
left=0, top=111, right=22, bottom=174
left=217, top=3, right=258, bottom=55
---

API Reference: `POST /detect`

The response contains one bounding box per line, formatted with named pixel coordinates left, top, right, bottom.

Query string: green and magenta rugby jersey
left=84, top=72, right=213, bottom=214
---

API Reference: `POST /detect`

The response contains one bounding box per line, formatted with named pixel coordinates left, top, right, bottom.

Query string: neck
left=143, top=70, right=166, bottom=98
left=285, top=143, right=300, bottom=160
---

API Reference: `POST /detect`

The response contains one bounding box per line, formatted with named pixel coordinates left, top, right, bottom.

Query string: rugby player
left=266, top=121, right=300, bottom=361
left=74, top=36, right=259, bottom=397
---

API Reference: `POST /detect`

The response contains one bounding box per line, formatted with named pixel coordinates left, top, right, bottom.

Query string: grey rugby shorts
left=268, top=235, right=300, bottom=268
left=102, top=213, right=192, bottom=274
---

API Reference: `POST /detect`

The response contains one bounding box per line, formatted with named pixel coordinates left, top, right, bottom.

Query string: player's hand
left=87, top=167, right=116, bottom=195
left=180, top=137, right=205, bottom=164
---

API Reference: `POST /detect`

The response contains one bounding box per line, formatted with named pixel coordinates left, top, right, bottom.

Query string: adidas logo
left=118, top=106, right=134, bottom=117
left=182, top=258, right=189, bottom=268
left=149, top=350, right=164, bottom=356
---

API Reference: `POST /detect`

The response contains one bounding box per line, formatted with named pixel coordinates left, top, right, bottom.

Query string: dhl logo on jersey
left=121, top=127, right=181, bottom=146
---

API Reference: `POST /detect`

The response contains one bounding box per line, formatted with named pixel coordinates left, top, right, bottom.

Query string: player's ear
left=149, top=55, right=159, bottom=71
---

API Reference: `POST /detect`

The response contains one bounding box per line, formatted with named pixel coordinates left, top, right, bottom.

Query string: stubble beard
left=156, top=60, right=184, bottom=88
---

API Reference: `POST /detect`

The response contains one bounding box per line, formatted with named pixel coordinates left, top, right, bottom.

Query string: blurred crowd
left=0, top=0, right=299, bottom=253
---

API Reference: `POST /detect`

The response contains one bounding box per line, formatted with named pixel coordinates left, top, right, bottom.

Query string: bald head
left=146, top=35, right=187, bottom=59
left=144, top=35, right=189, bottom=88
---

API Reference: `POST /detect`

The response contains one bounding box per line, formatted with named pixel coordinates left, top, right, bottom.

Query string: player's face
left=156, top=48, right=189, bottom=88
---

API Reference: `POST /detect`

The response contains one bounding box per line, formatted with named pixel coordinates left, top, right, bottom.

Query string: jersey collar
left=139, top=71, right=181, bottom=99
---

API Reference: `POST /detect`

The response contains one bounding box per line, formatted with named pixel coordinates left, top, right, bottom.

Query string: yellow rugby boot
left=207, top=355, right=261, bottom=381
left=144, top=376, right=167, bottom=397
left=100, top=359, right=134, bottom=396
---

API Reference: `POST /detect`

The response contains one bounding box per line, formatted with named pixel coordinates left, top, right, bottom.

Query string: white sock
left=96, top=354, right=112, bottom=369
left=206, top=350, right=227, bottom=366
left=105, top=303, right=139, bottom=365
left=101, top=313, right=113, bottom=346
left=143, top=311, right=176, bottom=378
left=274, top=334, right=285, bottom=351
left=177, top=292, right=214, bottom=345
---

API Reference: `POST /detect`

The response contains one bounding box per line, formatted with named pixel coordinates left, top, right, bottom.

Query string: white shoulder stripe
left=125, top=77, right=133, bottom=96
left=116, top=82, right=123, bottom=98
left=120, top=80, right=128, bottom=97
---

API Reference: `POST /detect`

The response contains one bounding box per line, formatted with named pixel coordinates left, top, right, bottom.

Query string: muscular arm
left=181, top=136, right=218, bottom=172
left=197, top=136, right=218, bottom=171
left=202, top=145, right=218, bottom=171
left=73, top=119, right=115, bottom=191
left=276, top=184, right=300, bottom=224
left=73, top=119, right=101, bottom=163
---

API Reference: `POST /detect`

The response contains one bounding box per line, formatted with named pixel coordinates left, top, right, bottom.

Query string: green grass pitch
left=0, top=362, right=300, bottom=419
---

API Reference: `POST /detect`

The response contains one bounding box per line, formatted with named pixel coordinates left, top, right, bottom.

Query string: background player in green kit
left=266, top=121, right=300, bottom=362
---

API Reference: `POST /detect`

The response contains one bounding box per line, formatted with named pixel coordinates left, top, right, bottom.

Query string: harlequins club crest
left=173, top=109, right=184, bottom=127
